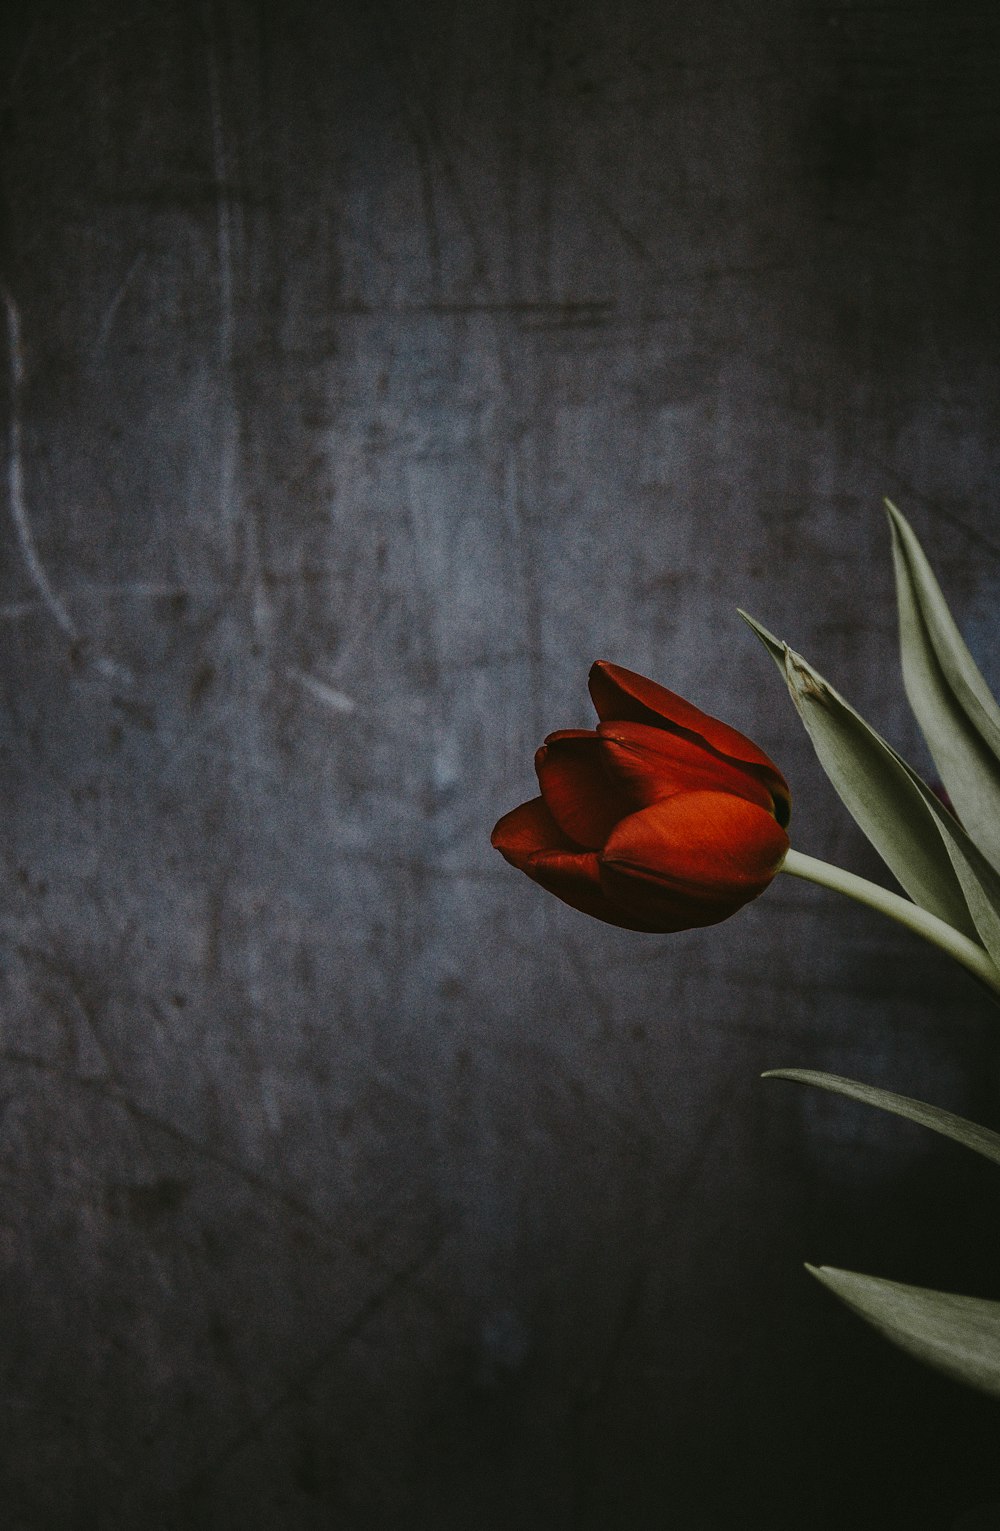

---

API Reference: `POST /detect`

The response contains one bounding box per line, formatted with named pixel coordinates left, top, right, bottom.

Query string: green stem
left=780, top=847, right=1000, bottom=998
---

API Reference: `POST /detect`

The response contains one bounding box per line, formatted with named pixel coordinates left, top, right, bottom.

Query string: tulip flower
left=492, top=661, right=791, bottom=932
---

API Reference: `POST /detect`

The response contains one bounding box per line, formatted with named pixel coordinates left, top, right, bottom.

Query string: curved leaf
left=887, top=500, right=1000, bottom=875
left=808, top=1265, right=1000, bottom=1399
left=742, top=613, right=1000, bottom=973
left=740, top=612, right=979, bottom=940
left=928, top=804, right=1000, bottom=973
left=764, top=1068, right=1000, bottom=1168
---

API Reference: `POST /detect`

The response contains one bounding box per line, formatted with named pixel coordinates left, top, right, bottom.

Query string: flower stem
left=780, top=847, right=1000, bottom=998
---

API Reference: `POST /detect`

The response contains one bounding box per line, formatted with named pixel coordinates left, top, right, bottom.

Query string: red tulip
left=491, top=661, right=791, bottom=932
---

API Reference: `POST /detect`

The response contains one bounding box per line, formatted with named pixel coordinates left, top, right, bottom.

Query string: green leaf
left=928, top=805, right=1000, bottom=973
left=740, top=612, right=980, bottom=941
left=741, top=612, right=1000, bottom=972
left=886, top=500, right=1000, bottom=875
left=764, top=1068, right=1000, bottom=1168
left=808, top=1265, right=1000, bottom=1399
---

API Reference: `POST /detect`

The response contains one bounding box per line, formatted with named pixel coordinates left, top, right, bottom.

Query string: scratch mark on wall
left=287, top=668, right=357, bottom=714
left=368, top=5, right=513, bottom=319
left=205, top=3, right=241, bottom=567
left=91, top=251, right=146, bottom=359
left=0, top=1044, right=378, bottom=1258
left=0, top=580, right=194, bottom=621
left=7, top=933, right=249, bottom=1397
left=176, top=1232, right=445, bottom=1503
left=4, top=289, right=135, bottom=682
left=207, top=34, right=234, bottom=370
left=4, top=288, right=78, bottom=643
left=502, top=446, right=543, bottom=739
left=314, top=299, right=615, bottom=318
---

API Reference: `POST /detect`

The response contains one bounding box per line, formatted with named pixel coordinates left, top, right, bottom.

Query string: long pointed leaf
left=741, top=613, right=979, bottom=940
left=764, top=1068, right=1000, bottom=1167
left=887, top=500, right=1000, bottom=874
left=808, top=1266, right=1000, bottom=1398
left=928, top=800, right=1000, bottom=973
left=743, top=613, right=1000, bottom=973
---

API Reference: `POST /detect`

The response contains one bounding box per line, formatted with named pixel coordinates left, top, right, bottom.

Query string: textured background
left=1, top=2, right=999, bottom=1526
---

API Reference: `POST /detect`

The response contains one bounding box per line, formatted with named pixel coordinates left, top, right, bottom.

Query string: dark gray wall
left=1, top=2, right=999, bottom=1526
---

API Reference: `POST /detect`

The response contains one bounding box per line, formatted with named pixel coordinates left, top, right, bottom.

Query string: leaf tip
left=783, top=648, right=829, bottom=705
left=738, top=608, right=773, bottom=639
left=883, top=497, right=909, bottom=547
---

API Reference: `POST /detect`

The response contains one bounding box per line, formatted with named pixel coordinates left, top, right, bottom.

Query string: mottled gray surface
left=1, top=1, right=999, bottom=1526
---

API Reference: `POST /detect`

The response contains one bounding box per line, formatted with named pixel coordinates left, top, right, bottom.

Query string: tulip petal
left=534, top=731, right=632, bottom=848
left=525, top=847, right=666, bottom=931
left=491, top=796, right=573, bottom=871
left=589, top=661, right=790, bottom=826
left=599, top=790, right=789, bottom=929
left=597, top=719, right=777, bottom=814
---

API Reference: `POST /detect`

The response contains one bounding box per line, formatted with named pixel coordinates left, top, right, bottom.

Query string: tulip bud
left=492, top=661, right=790, bottom=932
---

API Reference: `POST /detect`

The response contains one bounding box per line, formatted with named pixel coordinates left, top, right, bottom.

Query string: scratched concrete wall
left=1, top=2, right=999, bottom=1527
